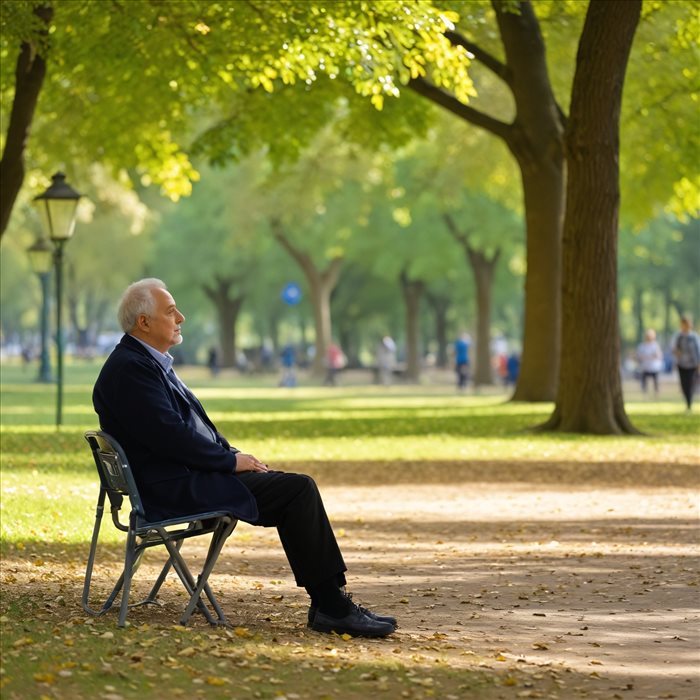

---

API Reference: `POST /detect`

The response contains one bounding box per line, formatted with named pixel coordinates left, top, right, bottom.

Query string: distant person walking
left=636, top=329, right=663, bottom=397
left=324, top=342, right=345, bottom=386
left=207, top=347, right=219, bottom=377
left=672, top=316, right=700, bottom=413
left=280, top=343, right=297, bottom=388
left=376, top=335, right=397, bottom=385
left=454, top=332, right=471, bottom=391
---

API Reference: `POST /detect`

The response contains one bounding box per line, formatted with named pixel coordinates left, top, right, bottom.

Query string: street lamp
left=34, top=172, right=82, bottom=427
left=27, top=238, right=54, bottom=383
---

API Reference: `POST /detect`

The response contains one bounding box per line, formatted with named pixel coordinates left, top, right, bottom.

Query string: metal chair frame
left=83, top=430, right=237, bottom=627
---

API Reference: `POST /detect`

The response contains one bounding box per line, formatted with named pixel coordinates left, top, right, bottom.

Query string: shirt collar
left=129, top=335, right=174, bottom=373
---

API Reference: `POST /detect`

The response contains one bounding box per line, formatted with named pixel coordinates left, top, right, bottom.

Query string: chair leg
left=160, top=537, right=218, bottom=625
left=118, top=524, right=139, bottom=627
left=82, top=490, right=125, bottom=617
left=141, top=539, right=183, bottom=605
left=82, top=491, right=105, bottom=615
left=179, top=517, right=237, bottom=626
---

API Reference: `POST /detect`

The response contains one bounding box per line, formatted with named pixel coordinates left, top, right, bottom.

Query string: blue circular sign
left=281, top=282, right=302, bottom=305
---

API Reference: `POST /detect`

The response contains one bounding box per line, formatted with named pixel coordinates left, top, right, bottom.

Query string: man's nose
left=177, top=311, right=185, bottom=323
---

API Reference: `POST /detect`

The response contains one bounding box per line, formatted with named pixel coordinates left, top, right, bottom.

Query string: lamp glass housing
left=27, top=238, right=54, bottom=274
left=34, top=172, right=81, bottom=242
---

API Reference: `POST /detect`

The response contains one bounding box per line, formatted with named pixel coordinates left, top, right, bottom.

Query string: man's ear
left=135, top=314, right=150, bottom=333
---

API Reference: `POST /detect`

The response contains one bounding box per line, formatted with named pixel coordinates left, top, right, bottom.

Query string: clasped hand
left=235, top=453, right=270, bottom=473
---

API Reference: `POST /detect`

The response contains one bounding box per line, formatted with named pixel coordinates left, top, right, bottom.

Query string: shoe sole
left=310, top=622, right=394, bottom=638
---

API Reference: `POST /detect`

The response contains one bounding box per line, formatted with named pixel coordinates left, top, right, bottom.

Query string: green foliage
left=621, top=0, right=700, bottom=223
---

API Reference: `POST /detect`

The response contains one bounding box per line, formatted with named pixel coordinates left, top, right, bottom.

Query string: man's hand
left=235, top=453, right=270, bottom=473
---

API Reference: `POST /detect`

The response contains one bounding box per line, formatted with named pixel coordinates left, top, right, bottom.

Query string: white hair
left=117, top=278, right=167, bottom=332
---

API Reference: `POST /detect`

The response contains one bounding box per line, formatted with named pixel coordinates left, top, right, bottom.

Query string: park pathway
left=218, top=474, right=699, bottom=699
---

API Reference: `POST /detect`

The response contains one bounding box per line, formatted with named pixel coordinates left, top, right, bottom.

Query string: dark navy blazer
left=92, top=334, right=257, bottom=521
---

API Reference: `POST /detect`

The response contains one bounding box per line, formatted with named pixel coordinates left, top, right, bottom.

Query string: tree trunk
left=271, top=218, right=343, bottom=376
left=541, top=0, right=641, bottom=435
left=202, top=277, right=245, bottom=368
left=495, top=1, right=565, bottom=401
left=411, top=0, right=565, bottom=401
left=468, top=245, right=501, bottom=386
left=425, top=290, right=450, bottom=368
left=442, top=214, right=500, bottom=386
left=0, top=6, right=52, bottom=239
left=400, top=270, right=425, bottom=382
left=510, top=162, right=564, bottom=400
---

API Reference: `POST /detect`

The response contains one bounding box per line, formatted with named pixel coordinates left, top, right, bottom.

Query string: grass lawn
left=1, top=359, right=698, bottom=699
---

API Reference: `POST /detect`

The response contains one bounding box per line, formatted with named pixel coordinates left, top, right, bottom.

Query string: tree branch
left=408, top=76, right=512, bottom=141
left=442, top=212, right=472, bottom=249
left=444, top=30, right=512, bottom=88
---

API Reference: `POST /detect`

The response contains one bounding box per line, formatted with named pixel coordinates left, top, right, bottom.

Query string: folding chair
left=82, top=430, right=237, bottom=627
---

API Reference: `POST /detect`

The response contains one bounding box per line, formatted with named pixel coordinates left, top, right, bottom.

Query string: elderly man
left=93, top=278, right=396, bottom=637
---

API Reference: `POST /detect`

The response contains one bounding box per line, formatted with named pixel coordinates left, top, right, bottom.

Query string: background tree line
left=1, top=0, right=698, bottom=434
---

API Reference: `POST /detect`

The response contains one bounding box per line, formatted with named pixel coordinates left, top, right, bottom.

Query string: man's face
left=139, top=287, right=185, bottom=353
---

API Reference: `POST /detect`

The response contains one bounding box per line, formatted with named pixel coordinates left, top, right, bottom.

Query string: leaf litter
left=2, top=466, right=699, bottom=699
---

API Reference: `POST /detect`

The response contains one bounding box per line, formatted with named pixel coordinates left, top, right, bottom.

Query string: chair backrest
left=85, top=430, right=146, bottom=518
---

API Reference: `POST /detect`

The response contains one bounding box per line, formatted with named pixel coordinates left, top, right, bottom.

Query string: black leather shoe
left=308, top=604, right=397, bottom=629
left=310, top=604, right=395, bottom=637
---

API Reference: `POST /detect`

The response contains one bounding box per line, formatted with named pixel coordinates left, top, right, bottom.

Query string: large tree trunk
left=271, top=218, right=343, bottom=376
left=202, top=277, right=245, bottom=368
left=400, top=270, right=425, bottom=382
left=411, top=0, right=565, bottom=401
left=0, top=6, right=52, bottom=239
left=494, top=1, right=565, bottom=401
left=541, top=0, right=641, bottom=434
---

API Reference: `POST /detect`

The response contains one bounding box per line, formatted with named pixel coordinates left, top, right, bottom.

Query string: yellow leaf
left=178, top=646, right=196, bottom=657
left=234, top=627, right=252, bottom=638
left=13, top=637, right=34, bottom=647
left=205, top=677, right=227, bottom=686
left=33, top=673, right=56, bottom=684
left=370, top=93, right=384, bottom=111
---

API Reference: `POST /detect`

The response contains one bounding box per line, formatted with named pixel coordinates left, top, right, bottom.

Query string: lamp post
left=27, top=238, right=54, bottom=383
left=34, top=172, right=82, bottom=427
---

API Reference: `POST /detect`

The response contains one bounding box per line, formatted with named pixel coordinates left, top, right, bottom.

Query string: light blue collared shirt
left=130, top=335, right=176, bottom=374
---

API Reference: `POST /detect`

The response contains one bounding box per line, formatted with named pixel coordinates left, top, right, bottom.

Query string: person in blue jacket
left=454, top=332, right=471, bottom=391
left=93, top=278, right=395, bottom=638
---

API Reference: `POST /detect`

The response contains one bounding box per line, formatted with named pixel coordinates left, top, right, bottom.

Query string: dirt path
left=214, top=478, right=700, bottom=699
left=2, top=472, right=698, bottom=699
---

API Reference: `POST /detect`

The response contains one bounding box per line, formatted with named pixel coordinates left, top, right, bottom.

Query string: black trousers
left=144, top=470, right=347, bottom=588
left=237, top=470, right=347, bottom=588
left=678, top=367, right=697, bottom=409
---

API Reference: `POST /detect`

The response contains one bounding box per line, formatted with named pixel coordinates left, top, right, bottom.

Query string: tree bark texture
left=400, top=271, right=425, bottom=382
left=494, top=0, right=565, bottom=401
left=271, top=219, right=343, bottom=376
left=412, top=1, right=565, bottom=400
left=542, top=0, right=641, bottom=434
left=0, top=6, right=52, bottom=239
left=202, top=277, right=245, bottom=369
